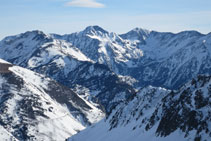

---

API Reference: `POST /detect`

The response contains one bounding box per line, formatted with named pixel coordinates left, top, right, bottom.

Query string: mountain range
left=0, top=26, right=210, bottom=141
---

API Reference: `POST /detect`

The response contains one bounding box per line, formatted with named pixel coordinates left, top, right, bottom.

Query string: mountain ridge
left=68, top=75, right=211, bottom=141
left=0, top=59, right=104, bottom=140
left=0, top=26, right=211, bottom=140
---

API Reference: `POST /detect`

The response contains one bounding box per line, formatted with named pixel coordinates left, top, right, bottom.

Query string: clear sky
left=0, top=0, right=211, bottom=39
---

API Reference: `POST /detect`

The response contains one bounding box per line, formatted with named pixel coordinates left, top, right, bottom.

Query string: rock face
left=0, top=61, right=104, bottom=141
left=0, top=59, right=12, bottom=73
left=68, top=75, right=211, bottom=141
left=150, top=75, right=211, bottom=140
left=0, top=63, right=12, bottom=73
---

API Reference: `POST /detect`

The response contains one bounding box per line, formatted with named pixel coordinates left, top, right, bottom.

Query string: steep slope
left=0, top=30, right=137, bottom=113
left=52, top=26, right=211, bottom=89
left=52, top=26, right=144, bottom=73
left=69, top=75, right=211, bottom=141
left=1, top=27, right=211, bottom=90
left=120, top=27, right=150, bottom=43
left=0, top=59, right=104, bottom=140
left=126, top=31, right=211, bottom=89
left=0, top=126, right=18, bottom=141
left=62, top=62, right=136, bottom=113
left=1, top=27, right=211, bottom=110
left=154, top=75, right=211, bottom=140
left=0, top=30, right=91, bottom=69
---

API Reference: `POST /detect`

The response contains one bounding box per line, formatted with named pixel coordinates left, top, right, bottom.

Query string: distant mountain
left=1, top=26, right=211, bottom=90
left=120, top=27, right=150, bottom=42
left=0, top=30, right=90, bottom=68
left=2, top=27, right=211, bottom=89
left=0, top=30, right=137, bottom=113
left=126, top=30, right=211, bottom=89
left=68, top=75, right=211, bottom=141
left=50, top=26, right=211, bottom=89
left=51, top=26, right=144, bottom=73
left=0, top=59, right=104, bottom=141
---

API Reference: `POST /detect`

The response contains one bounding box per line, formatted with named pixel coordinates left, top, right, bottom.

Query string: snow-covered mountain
left=68, top=75, right=211, bottom=141
left=0, top=59, right=104, bottom=141
left=52, top=26, right=211, bottom=89
left=1, top=26, right=211, bottom=90
left=0, top=30, right=91, bottom=68
left=0, top=30, right=137, bottom=113
left=51, top=26, right=144, bottom=73
left=0, top=26, right=211, bottom=140
left=126, top=30, right=211, bottom=89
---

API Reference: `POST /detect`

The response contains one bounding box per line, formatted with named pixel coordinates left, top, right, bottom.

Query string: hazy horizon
left=1, top=0, right=211, bottom=40
left=1, top=24, right=211, bottom=41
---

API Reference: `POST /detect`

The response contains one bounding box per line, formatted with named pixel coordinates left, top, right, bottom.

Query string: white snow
left=0, top=75, right=5, bottom=89
left=68, top=120, right=188, bottom=141
left=36, top=113, right=85, bottom=141
left=68, top=81, right=211, bottom=141
left=0, top=58, right=11, bottom=64
left=68, top=86, right=170, bottom=141
left=0, top=126, right=18, bottom=141
left=0, top=65, right=104, bottom=140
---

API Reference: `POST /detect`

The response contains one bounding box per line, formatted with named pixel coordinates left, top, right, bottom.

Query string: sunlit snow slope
left=69, top=76, right=211, bottom=141
left=0, top=59, right=104, bottom=141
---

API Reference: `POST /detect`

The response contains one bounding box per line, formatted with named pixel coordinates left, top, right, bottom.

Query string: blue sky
left=0, top=0, right=211, bottom=39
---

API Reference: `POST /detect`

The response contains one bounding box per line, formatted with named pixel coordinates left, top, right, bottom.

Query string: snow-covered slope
left=0, top=59, right=104, bottom=141
left=52, top=26, right=144, bottom=72
left=0, top=58, right=12, bottom=64
left=64, top=62, right=136, bottom=113
left=0, top=30, right=137, bottom=113
left=52, top=26, right=211, bottom=89
left=68, top=75, right=211, bottom=141
left=120, top=27, right=150, bottom=42
left=126, top=31, right=211, bottom=89
left=1, top=27, right=211, bottom=90
left=0, top=126, right=18, bottom=141
left=0, top=30, right=91, bottom=69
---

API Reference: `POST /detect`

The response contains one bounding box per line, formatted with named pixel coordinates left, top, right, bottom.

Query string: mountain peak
left=132, top=27, right=150, bottom=34
left=120, top=27, right=150, bottom=41
left=28, top=30, right=44, bottom=34
left=1, top=30, right=52, bottom=51
left=23, top=30, right=50, bottom=39
left=177, top=30, right=204, bottom=37
left=83, top=25, right=109, bottom=34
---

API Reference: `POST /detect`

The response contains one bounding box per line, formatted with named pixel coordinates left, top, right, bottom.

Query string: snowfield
left=69, top=76, right=211, bottom=141
left=0, top=61, right=104, bottom=141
